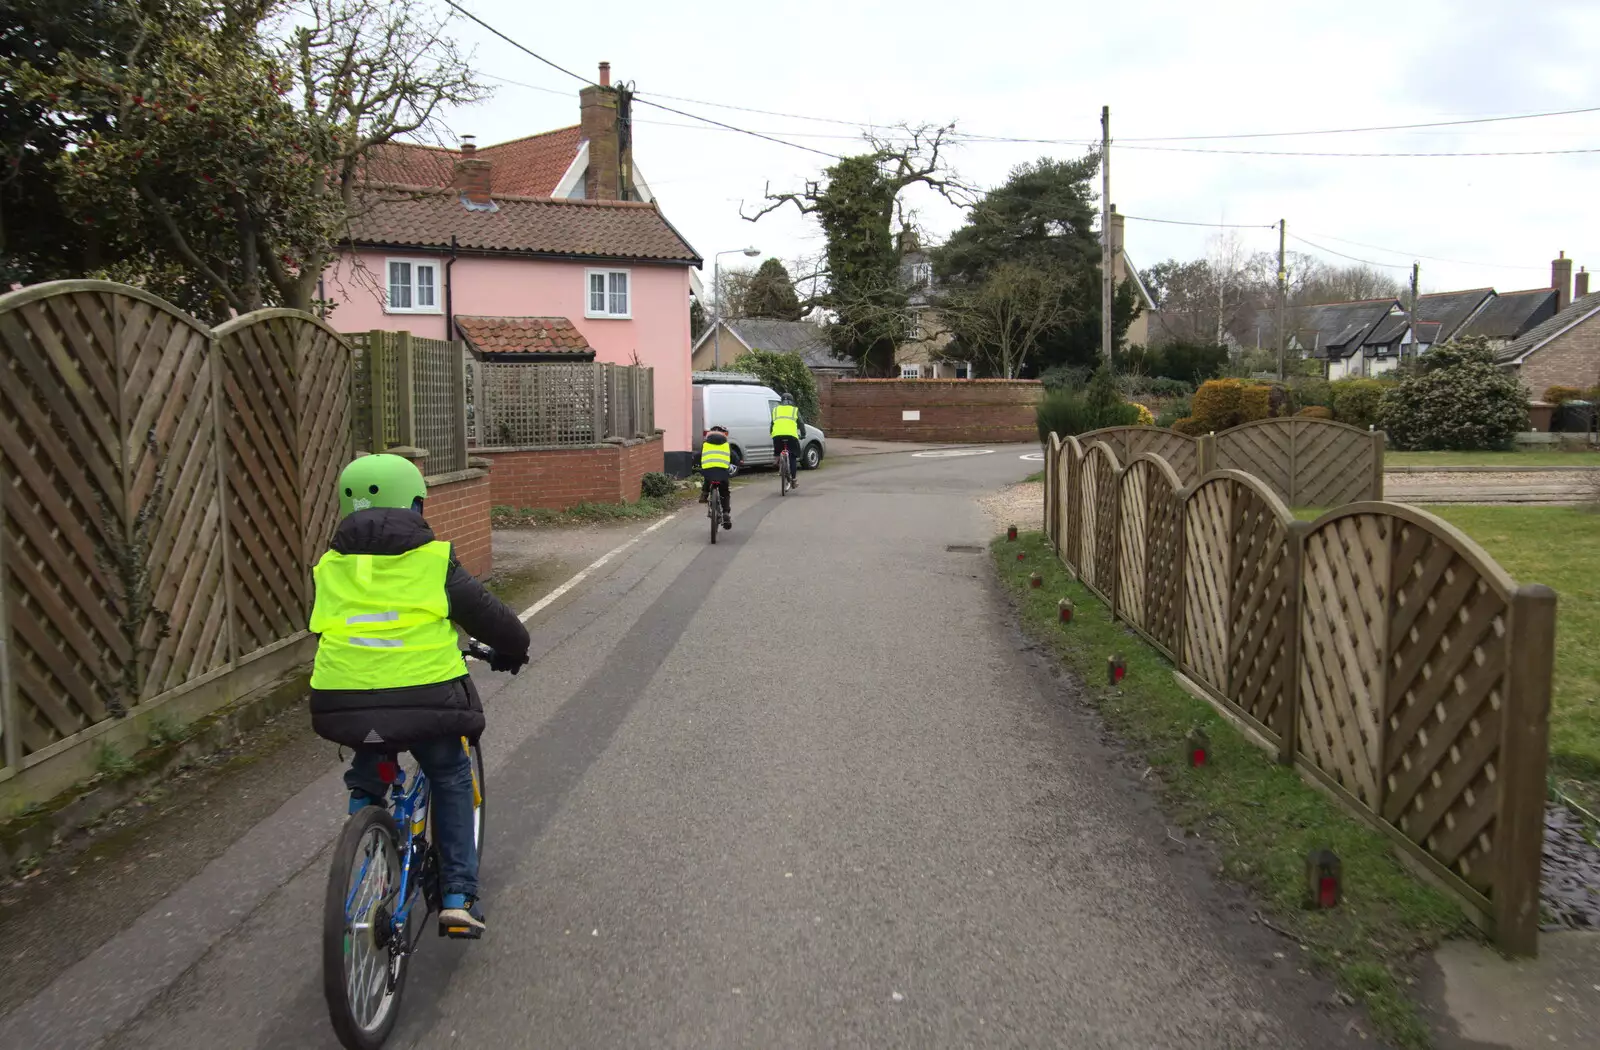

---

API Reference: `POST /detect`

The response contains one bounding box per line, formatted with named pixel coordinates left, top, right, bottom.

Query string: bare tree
left=941, top=262, right=1071, bottom=378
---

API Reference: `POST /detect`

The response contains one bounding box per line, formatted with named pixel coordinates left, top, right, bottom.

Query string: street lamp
left=713, top=246, right=760, bottom=369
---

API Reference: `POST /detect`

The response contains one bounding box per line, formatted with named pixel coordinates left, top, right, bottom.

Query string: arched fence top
left=1122, top=451, right=1184, bottom=492
left=1305, top=500, right=1517, bottom=598
left=1214, top=415, right=1379, bottom=441
left=1063, top=433, right=1086, bottom=459
left=1049, top=432, right=1062, bottom=455
left=1080, top=424, right=1198, bottom=445
left=213, top=306, right=353, bottom=346
left=0, top=278, right=212, bottom=334
left=1081, top=439, right=1123, bottom=474
left=1189, top=468, right=1295, bottom=526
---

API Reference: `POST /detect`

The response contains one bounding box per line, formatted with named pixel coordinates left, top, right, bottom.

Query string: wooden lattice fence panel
left=1061, top=436, right=1083, bottom=576
left=1224, top=478, right=1296, bottom=739
left=1135, top=455, right=1186, bottom=659
left=1077, top=443, right=1120, bottom=599
left=1215, top=418, right=1382, bottom=507
left=1299, top=513, right=1389, bottom=807
left=1116, top=462, right=1148, bottom=628
left=1183, top=478, right=1233, bottom=696
left=1081, top=426, right=1206, bottom=485
left=411, top=336, right=465, bottom=476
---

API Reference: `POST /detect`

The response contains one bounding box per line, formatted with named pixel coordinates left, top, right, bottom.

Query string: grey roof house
left=1458, top=287, right=1560, bottom=346
left=691, top=317, right=857, bottom=376
left=1495, top=290, right=1600, bottom=396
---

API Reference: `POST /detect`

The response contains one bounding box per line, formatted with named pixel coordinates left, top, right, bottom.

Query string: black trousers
left=772, top=436, right=800, bottom=473
left=701, top=470, right=731, bottom=514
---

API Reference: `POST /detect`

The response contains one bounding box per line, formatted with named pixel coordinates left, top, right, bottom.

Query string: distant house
left=1496, top=290, right=1600, bottom=395
left=1287, top=298, right=1404, bottom=379
left=322, top=63, right=704, bottom=471
left=893, top=232, right=965, bottom=378
left=1457, top=287, right=1560, bottom=349
left=690, top=317, right=857, bottom=377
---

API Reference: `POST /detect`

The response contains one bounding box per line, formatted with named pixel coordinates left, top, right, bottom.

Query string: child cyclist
left=698, top=425, right=734, bottom=529
left=308, top=453, right=530, bottom=938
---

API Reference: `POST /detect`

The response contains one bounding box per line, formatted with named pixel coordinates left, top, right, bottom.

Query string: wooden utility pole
left=1409, top=262, right=1421, bottom=364
left=1276, top=219, right=1288, bottom=380
left=1100, top=106, right=1113, bottom=367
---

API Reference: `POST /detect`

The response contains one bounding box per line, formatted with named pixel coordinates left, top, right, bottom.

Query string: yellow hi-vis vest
left=700, top=441, right=731, bottom=471
left=771, top=404, right=800, bottom=438
left=308, top=541, right=465, bottom=690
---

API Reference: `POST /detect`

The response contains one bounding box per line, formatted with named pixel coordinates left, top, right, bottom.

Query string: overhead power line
left=1111, top=104, right=1600, bottom=142
left=442, top=0, right=593, bottom=86
left=1294, top=231, right=1548, bottom=272
left=1287, top=233, right=1414, bottom=271
left=1120, top=214, right=1276, bottom=230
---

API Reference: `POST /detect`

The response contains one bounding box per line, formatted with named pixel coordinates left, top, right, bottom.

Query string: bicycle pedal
left=439, top=921, right=484, bottom=940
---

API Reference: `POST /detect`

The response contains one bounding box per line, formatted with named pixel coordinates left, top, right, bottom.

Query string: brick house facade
left=1497, top=291, right=1600, bottom=397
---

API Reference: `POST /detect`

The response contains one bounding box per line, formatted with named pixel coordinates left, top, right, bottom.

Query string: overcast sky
left=437, top=0, right=1600, bottom=297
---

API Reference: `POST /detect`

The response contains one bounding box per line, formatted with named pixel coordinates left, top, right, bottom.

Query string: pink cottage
left=321, top=63, right=703, bottom=472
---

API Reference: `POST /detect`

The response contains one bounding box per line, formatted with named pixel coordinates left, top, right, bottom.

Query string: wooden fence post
left=1108, top=463, right=1123, bottom=622
left=1371, top=429, right=1386, bottom=500
left=451, top=340, right=469, bottom=471
left=1174, top=486, right=1190, bottom=674
left=1279, top=519, right=1312, bottom=764
left=1197, top=432, right=1217, bottom=476
left=394, top=331, right=415, bottom=449
left=208, top=334, right=241, bottom=668
left=591, top=363, right=607, bottom=442
left=0, top=456, right=18, bottom=771
left=1495, top=582, right=1557, bottom=956
left=366, top=331, right=388, bottom=450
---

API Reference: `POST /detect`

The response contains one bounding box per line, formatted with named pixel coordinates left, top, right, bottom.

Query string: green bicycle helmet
left=337, top=454, right=427, bottom=517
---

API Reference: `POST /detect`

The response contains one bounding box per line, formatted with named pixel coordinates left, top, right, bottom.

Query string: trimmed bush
left=1238, top=384, right=1271, bottom=423
left=640, top=472, right=676, bottom=499
left=1298, top=405, right=1334, bottom=419
left=1378, top=336, right=1528, bottom=451
left=1291, top=377, right=1333, bottom=411
left=1132, top=403, right=1156, bottom=426
left=1331, top=379, right=1385, bottom=429
left=1544, top=385, right=1583, bottom=405
left=1170, top=416, right=1209, bottom=436
left=1190, top=379, right=1246, bottom=431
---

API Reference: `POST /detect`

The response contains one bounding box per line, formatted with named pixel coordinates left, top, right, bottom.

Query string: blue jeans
left=347, top=738, right=478, bottom=899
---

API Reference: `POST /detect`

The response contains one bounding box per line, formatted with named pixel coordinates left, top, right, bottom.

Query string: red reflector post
left=1307, top=849, right=1341, bottom=909
left=1107, top=655, right=1126, bottom=686
left=1187, top=726, right=1209, bottom=767
left=1016, top=550, right=1026, bottom=562
left=1029, top=571, right=1042, bottom=589
left=1058, top=598, right=1074, bottom=623
left=1007, top=525, right=1018, bottom=541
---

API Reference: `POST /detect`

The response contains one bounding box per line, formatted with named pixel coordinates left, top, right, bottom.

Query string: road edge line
left=518, top=511, right=682, bottom=623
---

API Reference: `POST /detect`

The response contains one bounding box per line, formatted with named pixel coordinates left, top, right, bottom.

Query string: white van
left=692, top=375, right=826, bottom=475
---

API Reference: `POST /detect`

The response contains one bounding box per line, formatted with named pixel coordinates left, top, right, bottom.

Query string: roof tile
left=1497, top=290, right=1600, bottom=363
left=455, top=316, right=595, bottom=356
left=361, top=128, right=583, bottom=197
left=350, top=188, right=700, bottom=263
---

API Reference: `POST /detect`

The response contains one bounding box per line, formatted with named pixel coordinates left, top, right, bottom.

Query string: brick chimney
left=1577, top=267, right=1591, bottom=300
left=579, top=62, right=631, bottom=201
left=453, top=135, right=493, bottom=205
left=1553, top=251, right=1573, bottom=309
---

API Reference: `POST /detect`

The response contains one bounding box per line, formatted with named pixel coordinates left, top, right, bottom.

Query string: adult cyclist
left=771, top=393, right=805, bottom=489
left=307, top=453, right=530, bottom=939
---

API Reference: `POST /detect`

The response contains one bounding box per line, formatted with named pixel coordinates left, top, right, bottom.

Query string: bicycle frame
left=343, top=761, right=431, bottom=955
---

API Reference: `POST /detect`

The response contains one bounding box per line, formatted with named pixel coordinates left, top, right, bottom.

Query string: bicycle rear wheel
left=709, top=489, right=721, bottom=543
left=324, top=806, right=408, bottom=1050
left=780, top=451, right=790, bottom=496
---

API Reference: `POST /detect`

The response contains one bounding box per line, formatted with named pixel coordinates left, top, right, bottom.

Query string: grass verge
left=492, top=489, right=692, bottom=528
left=1387, top=450, right=1600, bottom=468
left=995, top=532, right=1466, bottom=1049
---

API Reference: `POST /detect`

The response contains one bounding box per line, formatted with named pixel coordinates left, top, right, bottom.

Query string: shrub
left=1239, top=384, right=1271, bottom=423
left=1170, top=416, right=1209, bottom=436
left=1132, top=403, right=1155, bottom=426
left=1128, top=342, right=1229, bottom=384
left=1298, top=405, right=1334, bottom=419
left=1190, top=378, right=1246, bottom=431
left=640, top=472, right=676, bottom=499
left=1291, top=377, right=1333, bottom=410
left=1155, top=396, right=1191, bottom=428
left=1036, top=390, right=1140, bottom=441
left=722, top=349, right=819, bottom=422
left=1038, top=364, right=1091, bottom=392
left=1331, top=379, right=1385, bottom=429
left=1150, top=376, right=1192, bottom=397
left=1378, top=336, right=1528, bottom=450
left=1544, top=385, right=1583, bottom=405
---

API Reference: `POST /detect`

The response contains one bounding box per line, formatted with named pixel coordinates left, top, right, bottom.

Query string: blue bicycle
left=321, top=643, right=493, bottom=1049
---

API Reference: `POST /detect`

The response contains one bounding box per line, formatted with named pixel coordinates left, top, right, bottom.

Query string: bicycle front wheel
left=324, top=806, right=409, bottom=1050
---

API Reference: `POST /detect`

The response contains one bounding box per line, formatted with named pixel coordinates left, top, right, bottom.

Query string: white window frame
left=384, top=257, right=441, bottom=315
left=899, top=363, right=922, bottom=379
left=585, top=268, right=632, bottom=319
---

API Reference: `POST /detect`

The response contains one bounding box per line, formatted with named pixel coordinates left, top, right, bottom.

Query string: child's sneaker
left=439, top=894, right=486, bottom=939
left=348, top=791, right=382, bottom=815
left=722, top=516, right=733, bottom=530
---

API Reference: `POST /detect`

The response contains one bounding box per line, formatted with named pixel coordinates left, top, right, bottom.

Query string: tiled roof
left=349, top=188, right=700, bottom=263
left=698, top=318, right=857, bottom=373
left=1497, top=291, right=1600, bottom=363
left=455, top=316, right=594, bottom=357
left=1291, top=299, right=1399, bottom=358
left=1416, top=288, right=1495, bottom=342
left=361, top=129, right=583, bottom=197
left=1462, top=288, right=1558, bottom=341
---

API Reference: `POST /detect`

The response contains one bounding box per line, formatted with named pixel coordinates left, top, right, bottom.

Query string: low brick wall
left=478, top=434, right=665, bottom=512
left=816, top=377, right=1042, bottom=443
left=426, top=466, right=493, bottom=577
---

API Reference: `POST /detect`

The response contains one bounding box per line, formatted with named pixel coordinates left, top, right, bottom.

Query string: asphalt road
left=0, top=445, right=1371, bottom=1049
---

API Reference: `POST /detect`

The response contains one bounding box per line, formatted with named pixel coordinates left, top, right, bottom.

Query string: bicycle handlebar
left=463, top=640, right=495, bottom=663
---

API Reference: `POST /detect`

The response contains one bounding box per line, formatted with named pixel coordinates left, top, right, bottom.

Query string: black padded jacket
left=307, top=508, right=530, bottom=750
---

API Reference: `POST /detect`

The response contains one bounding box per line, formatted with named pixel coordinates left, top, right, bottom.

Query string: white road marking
left=911, top=448, right=995, bottom=458
left=518, top=512, right=681, bottom=623
left=1019, top=452, right=1045, bottom=461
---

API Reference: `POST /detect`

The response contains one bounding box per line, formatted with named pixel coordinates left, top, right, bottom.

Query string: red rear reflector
left=1319, top=875, right=1338, bottom=908
left=377, top=761, right=400, bottom=784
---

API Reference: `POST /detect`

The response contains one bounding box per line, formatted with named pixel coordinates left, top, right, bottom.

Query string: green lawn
left=1422, top=506, right=1600, bottom=812
left=1387, top=450, right=1600, bottom=468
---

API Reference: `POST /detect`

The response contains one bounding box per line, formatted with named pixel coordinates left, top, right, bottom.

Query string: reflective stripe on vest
left=308, top=541, right=465, bottom=690
left=771, top=404, right=800, bottom=438
left=700, top=442, right=731, bottom=470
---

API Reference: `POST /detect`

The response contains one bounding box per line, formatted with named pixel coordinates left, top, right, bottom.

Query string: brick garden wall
left=426, top=467, right=493, bottom=578
left=479, top=435, right=664, bottom=512
left=815, top=377, right=1042, bottom=443
left=1515, top=319, right=1600, bottom=398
